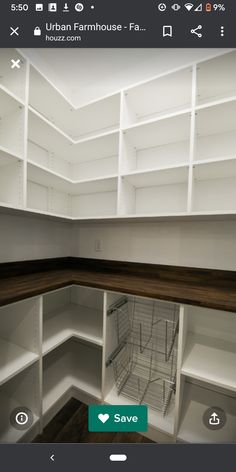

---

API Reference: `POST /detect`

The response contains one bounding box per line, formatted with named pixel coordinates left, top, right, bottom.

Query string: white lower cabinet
left=0, top=286, right=235, bottom=443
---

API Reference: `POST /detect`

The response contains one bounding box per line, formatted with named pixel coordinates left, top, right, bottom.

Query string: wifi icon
left=185, top=3, right=194, bottom=10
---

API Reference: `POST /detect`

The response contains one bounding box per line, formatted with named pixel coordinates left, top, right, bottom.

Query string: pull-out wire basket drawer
left=107, top=296, right=179, bottom=415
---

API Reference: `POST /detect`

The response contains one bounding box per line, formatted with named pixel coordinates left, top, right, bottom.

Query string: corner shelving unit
left=29, top=65, right=120, bottom=139
left=0, top=48, right=235, bottom=220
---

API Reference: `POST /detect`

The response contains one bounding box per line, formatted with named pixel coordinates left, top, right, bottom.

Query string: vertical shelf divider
left=38, top=295, right=43, bottom=434
left=117, top=91, right=125, bottom=216
left=187, top=64, right=197, bottom=212
left=174, top=305, right=188, bottom=440
left=101, top=291, right=107, bottom=402
left=23, top=59, right=30, bottom=209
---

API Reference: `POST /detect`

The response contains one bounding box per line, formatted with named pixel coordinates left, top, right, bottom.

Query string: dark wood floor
left=33, top=398, right=154, bottom=443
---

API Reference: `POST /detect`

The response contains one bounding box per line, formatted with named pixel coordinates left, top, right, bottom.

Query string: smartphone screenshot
left=0, top=1, right=235, bottom=470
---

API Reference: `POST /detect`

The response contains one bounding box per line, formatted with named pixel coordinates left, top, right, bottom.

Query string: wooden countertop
left=0, top=258, right=235, bottom=312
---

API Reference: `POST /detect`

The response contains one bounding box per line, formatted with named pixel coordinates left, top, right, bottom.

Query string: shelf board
left=193, top=159, right=236, bottom=181
left=1, top=202, right=236, bottom=223
left=73, top=128, right=120, bottom=146
left=123, top=112, right=191, bottom=151
left=178, top=382, right=236, bottom=443
left=28, top=161, right=72, bottom=187
left=123, top=166, right=189, bottom=188
left=193, top=155, right=236, bottom=167
left=0, top=146, right=24, bottom=166
left=0, top=83, right=25, bottom=107
left=0, top=338, right=39, bottom=386
left=182, top=333, right=236, bottom=392
left=196, top=95, right=236, bottom=112
left=0, top=87, right=24, bottom=117
left=43, top=304, right=103, bottom=355
left=105, top=386, right=175, bottom=436
left=72, top=176, right=118, bottom=195
left=29, top=106, right=72, bottom=142
left=43, top=340, right=102, bottom=414
left=123, top=107, right=191, bottom=133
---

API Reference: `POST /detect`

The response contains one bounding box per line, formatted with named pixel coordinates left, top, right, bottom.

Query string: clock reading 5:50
left=11, top=3, right=29, bottom=11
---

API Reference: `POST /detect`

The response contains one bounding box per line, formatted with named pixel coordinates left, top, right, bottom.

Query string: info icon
left=10, top=407, right=34, bottom=431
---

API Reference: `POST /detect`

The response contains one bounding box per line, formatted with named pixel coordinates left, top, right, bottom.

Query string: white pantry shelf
left=122, top=67, right=192, bottom=128
left=121, top=112, right=191, bottom=174
left=28, top=161, right=72, bottom=191
left=29, top=66, right=120, bottom=139
left=0, top=298, right=40, bottom=385
left=192, top=160, right=236, bottom=213
left=120, top=166, right=189, bottom=216
left=0, top=338, right=39, bottom=386
left=43, top=339, right=102, bottom=414
left=0, top=87, right=25, bottom=158
left=43, top=304, right=103, bottom=355
left=182, top=333, right=236, bottom=392
left=196, top=50, right=236, bottom=106
left=195, top=100, right=236, bottom=163
left=178, top=382, right=236, bottom=443
left=1, top=48, right=236, bottom=220
left=0, top=152, right=23, bottom=208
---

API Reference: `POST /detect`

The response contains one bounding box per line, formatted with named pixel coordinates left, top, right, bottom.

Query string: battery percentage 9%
left=213, top=4, right=225, bottom=11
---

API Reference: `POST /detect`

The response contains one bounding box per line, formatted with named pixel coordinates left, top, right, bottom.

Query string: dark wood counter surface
left=0, top=257, right=235, bottom=312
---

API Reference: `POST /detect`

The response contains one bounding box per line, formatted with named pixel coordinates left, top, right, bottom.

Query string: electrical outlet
left=95, top=239, right=102, bottom=252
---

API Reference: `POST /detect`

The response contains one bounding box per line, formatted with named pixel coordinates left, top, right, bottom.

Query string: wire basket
left=107, top=297, right=179, bottom=415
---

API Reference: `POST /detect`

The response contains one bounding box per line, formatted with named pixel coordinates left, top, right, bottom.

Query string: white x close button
left=10, top=26, right=20, bottom=36
left=11, top=59, right=21, bottom=69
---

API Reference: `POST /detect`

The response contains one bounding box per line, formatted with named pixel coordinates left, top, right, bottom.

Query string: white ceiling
left=21, top=48, right=223, bottom=107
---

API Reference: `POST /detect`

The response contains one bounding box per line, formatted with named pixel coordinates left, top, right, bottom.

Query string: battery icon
left=205, top=3, right=212, bottom=12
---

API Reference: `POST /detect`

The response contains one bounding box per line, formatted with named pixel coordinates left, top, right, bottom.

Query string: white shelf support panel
left=187, top=64, right=197, bottom=212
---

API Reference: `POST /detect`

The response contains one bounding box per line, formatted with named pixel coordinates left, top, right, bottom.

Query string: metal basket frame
left=107, top=296, right=179, bottom=415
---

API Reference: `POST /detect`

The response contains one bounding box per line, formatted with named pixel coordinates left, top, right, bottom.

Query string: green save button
left=88, top=405, right=148, bottom=432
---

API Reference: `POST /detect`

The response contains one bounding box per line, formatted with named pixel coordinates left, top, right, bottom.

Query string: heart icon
left=98, top=413, right=110, bottom=424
